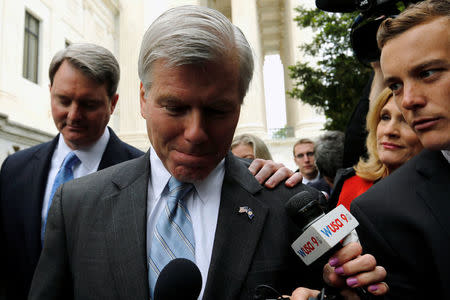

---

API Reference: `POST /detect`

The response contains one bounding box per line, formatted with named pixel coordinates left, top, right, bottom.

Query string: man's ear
left=110, top=94, right=119, bottom=114
left=140, top=82, right=147, bottom=117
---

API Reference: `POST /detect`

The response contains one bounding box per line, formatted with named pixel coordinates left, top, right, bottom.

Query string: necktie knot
left=167, top=177, right=193, bottom=206
left=62, top=152, right=80, bottom=170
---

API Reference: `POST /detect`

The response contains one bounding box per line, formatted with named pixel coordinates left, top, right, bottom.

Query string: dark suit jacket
left=0, top=128, right=143, bottom=300
left=28, top=151, right=324, bottom=300
left=351, top=149, right=450, bottom=299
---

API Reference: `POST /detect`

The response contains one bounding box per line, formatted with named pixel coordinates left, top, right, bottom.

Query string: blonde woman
left=334, top=88, right=423, bottom=209
left=231, top=134, right=273, bottom=160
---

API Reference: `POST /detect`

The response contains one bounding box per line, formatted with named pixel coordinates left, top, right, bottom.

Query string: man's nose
left=184, top=111, right=208, bottom=144
left=400, top=82, right=426, bottom=111
left=67, top=104, right=82, bottom=121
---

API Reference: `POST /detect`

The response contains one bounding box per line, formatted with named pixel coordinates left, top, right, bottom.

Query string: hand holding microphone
left=285, top=191, right=387, bottom=299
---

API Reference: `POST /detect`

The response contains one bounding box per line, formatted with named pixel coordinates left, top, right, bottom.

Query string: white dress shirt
left=301, top=171, right=320, bottom=184
left=442, top=150, right=450, bottom=164
left=146, top=147, right=223, bottom=299
left=41, top=129, right=110, bottom=223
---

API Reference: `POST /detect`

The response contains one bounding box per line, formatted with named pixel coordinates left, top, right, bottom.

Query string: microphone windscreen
left=154, top=258, right=202, bottom=300
left=285, top=191, right=324, bottom=231
left=285, top=191, right=317, bottom=217
left=315, top=0, right=356, bottom=12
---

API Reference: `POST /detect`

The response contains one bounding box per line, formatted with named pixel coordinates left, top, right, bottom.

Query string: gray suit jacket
left=29, top=151, right=323, bottom=300
left=351, top=149, right=450, bottom=299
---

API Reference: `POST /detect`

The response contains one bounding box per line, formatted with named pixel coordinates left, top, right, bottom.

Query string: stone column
left=231, top=0, right=268, bottom=138
left=115, top=1, right=151, bottom=150
left=281, top=0, right=325, bottom=138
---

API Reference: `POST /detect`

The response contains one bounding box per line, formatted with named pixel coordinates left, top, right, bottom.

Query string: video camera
left=315, top=0, right=422, bottom=64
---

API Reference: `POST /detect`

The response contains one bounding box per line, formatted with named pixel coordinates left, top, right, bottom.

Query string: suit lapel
left=98, top=127, right=127, bottom=170
left=104, top=153, right=150, bottom=300
left=203, top=153, right=267, bottom=299
left=416, top=150, right=450, bottom=239
left=26, top=137, right=58, bottom=263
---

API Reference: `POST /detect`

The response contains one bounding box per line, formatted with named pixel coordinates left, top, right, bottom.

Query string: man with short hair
left=28, top=6, right=383, bottom=300
left=0, top=43, right=143, bottom=300
left=293, top=139, right=331, bottom=197
left=351, top=0, right=450, bottom=298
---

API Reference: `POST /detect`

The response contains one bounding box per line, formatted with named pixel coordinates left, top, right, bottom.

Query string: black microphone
left=154, top=258, right=202, bottom=300
left=315, top=0, right=357, bottom=13
left=285, top=191, right=359, bottom=266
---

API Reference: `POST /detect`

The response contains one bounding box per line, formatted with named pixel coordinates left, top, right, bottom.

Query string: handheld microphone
left=154, top=258, right=202, bottom=300
left=286, top=191, right=359, bottom=266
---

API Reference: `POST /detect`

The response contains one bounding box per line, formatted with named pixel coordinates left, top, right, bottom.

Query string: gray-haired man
left=29, top=6, right=384, bottom=300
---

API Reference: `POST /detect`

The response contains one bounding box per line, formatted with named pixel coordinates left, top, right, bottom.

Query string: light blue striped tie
left=148, top=177, right=195, bottom=299
left=41, top=152, right=80, bottom=243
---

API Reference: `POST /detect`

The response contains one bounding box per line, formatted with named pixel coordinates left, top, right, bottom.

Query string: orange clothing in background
left=337, top=175, right=373, bottom=210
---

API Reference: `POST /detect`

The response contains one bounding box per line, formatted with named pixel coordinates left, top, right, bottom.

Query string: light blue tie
left=148, top=177, right=195, bottom=299
left=41, top=152, right=80, bottom=243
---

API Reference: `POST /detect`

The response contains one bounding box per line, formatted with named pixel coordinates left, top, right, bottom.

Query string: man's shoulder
left=224, top=153, right=323, bottom=205
left=1, top=139, right=55, bottom=172
left=76, top=154, right=147, bottom=186
left=106, top=128, right=144, bottom=159
left=351, top=149, right=446, bottom=211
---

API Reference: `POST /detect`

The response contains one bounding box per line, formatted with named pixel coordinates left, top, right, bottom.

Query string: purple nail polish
left=347, top=277, right=358, bottom=287
left=368, top=285, right=378, bottom=292
left=329, top=257, right=339, bottom=267
left=334, top=267, right=344, bottom=275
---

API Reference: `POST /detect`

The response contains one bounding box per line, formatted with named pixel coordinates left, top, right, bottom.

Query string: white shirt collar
left=72, top=128, right=110, bottom=171
left=56, top=127, right=109, bottom=163
left=442, top=150, right=450, bottom=164
left=302, top=170, right=320, bottom=184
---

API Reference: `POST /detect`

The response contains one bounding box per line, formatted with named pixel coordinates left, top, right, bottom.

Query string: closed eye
left=164, top=105, right=188, bottom=115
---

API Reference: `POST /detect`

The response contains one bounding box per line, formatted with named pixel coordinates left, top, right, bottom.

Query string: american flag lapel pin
left=238, top=206, right=254, bottom=220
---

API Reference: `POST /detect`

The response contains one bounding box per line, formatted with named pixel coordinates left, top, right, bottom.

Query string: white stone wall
left=0, top=0, right=120, bottom=153
left=0, top=113, right=53, bottom=165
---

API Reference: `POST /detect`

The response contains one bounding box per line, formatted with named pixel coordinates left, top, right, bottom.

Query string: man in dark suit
left=0, top=43, right=143, bottom=300
left=351, top=1, right=450, bottom=299
left=28, top=6, right=384, bottom=300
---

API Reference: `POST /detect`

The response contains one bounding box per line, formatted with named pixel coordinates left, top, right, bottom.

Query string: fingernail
left=334, top=267, right=344, bottom=275
left=329, top=257, right=339, bottom=267
left=265, top=182, right=274, bottom=189
left=346, top=277, right=358, bottom=287
left=368, top=285, right=378, bottom=292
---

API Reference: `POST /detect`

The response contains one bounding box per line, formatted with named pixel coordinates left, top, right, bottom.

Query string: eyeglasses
left=295, top=152, right=314, bottom=159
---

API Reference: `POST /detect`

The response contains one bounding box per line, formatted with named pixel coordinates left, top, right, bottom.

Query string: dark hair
left=49, top=43, right=120, bottom=98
